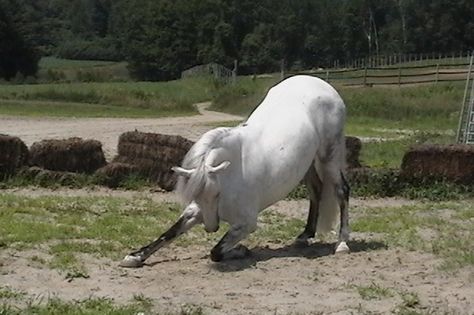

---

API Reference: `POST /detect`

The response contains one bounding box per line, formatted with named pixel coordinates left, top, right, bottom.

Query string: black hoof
left=210, top=245, right=251, bottom=262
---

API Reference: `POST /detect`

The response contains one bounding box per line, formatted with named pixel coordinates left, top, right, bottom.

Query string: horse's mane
left=175, top=127, right=232, bottom=204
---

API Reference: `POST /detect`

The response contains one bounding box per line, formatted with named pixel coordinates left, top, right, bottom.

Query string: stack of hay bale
left=345, top=136, right=362, bottom=169
left=25, top=137, right=107, bottom=184
left=29, top=137, right=106, bottom=173
left=401, top=144, right=474, bottom=184
left=108, top=131, right=194, bottom=191
left=0, top=134, right=29, bottom=179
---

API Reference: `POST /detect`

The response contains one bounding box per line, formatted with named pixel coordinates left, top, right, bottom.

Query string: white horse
left=120, top=75, right=350, bottom=267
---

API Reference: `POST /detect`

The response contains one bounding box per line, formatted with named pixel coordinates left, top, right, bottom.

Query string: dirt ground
left=0, top=188, right=473, bottom=315
left=0, top=102, right=242, bottom=160
left=1, top=108, right=473, bottom=314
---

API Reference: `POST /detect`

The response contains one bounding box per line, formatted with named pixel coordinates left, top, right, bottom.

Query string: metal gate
left=456, top=54, right=474, bottom=144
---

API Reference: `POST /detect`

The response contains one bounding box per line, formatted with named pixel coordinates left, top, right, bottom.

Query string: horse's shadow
left=212, top=239, right=387, bottom=272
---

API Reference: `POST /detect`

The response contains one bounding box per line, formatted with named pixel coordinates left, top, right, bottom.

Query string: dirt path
left=0, top=188, right=472, bottom=314
left=0, top=102, right=242, bottom=160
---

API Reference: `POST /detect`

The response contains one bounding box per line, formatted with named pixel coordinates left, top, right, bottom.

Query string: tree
left=0, top=1, right=39, bottom=80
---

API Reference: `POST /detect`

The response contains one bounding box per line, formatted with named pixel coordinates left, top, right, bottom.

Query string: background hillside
left=1, top=0, right=474, bottom=80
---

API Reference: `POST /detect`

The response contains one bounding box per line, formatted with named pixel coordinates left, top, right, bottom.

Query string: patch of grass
left=48, top=247, right=89, bottom=280
left=355, top=282, right=394, bottom=300
left=211, top=77, right=462, bottom=133
left=352, top=201, right=474, bottom=269
left=202, top=120, right=243, bottom=128
left=0, top=296, right=154, bottom=315
left=0, top=287, right=25, bottom=300
left=0, top=171, right=153, bottom=191
left=392, top=291, right=423, bottom=315
left=252, top=211, right=304, bottom=244
left=210, top=76, right=279, bottom=116
left=39, top=57, right=117, bottom=70
left=359, top=131, right=455, bottom=169
left=0, top=99, right=178, bottom=118
left=341, top=83, right=462, bottom=129
left=0, top=77, right=216, bottom=118
left=0, top=194, right=176, bottom=251
left=399, top=291, right=420, bottom=308
left=0, top=193, right=215, bottom=272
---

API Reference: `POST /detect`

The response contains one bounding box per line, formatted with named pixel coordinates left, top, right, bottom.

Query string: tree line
left=1, top=0, right=474, bottom=81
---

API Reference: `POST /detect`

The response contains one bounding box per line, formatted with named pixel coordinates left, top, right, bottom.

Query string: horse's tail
left=314, top=138, right=346, bottom=235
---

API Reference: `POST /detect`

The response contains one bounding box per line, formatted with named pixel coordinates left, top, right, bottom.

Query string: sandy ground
left=0, top=188, right=473, bottom=315
left=0, top=102, right=242, bottom=160
left=1, top=108, right=473, bottom=314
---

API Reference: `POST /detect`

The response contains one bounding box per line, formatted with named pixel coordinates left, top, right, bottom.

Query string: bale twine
left=114, top=131, right=194, bottom=191
left=345, top=136, right=362, bottom=169
left=0, top=134, right=29, bottom=178
left=29, top=137, right=106, bottom=174
left=401, top=144, right=474, bottom=184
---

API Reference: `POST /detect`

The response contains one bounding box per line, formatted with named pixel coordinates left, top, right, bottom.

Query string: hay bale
left=95, top=162, right=139, bottom=188
left=114, top=131, right=194, bottom=191
left=0, top=134, right=29, bottom=178
left=345, top=136, right=362, bottom=169
left=29, top=137, right=106, bottom=174
left=401, top=144, right=474, bottom=184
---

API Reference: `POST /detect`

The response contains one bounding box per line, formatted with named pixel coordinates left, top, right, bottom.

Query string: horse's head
left=172, top=161, right=231, bottom=232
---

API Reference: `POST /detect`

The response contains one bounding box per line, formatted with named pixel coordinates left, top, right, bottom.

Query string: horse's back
left=247, top=75, right=344, bottom=123
left=234, top=75, right=346, bottom=211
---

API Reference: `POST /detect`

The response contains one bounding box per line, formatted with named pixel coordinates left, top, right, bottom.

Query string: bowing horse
left=120, top=75, right=350, bottom=267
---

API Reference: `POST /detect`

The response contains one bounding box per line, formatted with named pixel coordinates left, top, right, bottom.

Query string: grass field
left=38, top=57, right=119, bottom=70
left=0, top=77, right=218, bottom=117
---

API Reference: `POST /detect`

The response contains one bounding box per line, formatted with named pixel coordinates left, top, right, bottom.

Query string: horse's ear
left=207, top=161, right=231, bottom=174
left=171, top=166, right=195, bottom=178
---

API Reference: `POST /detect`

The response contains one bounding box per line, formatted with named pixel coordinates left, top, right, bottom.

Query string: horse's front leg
left=120, top=204, right=202, bottom=268
left=210, top=222, right=255, bottom=262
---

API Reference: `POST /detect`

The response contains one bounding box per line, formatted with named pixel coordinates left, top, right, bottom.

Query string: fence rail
left=293, top=62, right=471, bottom=87
left=335, top=51, right=472, bottom=69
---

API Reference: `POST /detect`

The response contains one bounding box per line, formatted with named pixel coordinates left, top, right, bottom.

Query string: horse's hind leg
left=295, top=163, right=323, bottom=245
left=335, top=171, right=350, bottom=253
left=120, top=204, right=202, bottom=268
left=210, top=223, right=255, bottom=262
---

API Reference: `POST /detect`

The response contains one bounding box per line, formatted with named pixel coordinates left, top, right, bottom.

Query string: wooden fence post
left=435, top=63, right=439, bottom=84
left=280, top=59, right=285, bottom=80
left=325, top=70, right=329, bottom=82
left=232, top=60, right=238, bottom=85
left=364, top=65, right=368, bottom=86
left=398, top=66, right=402, bottom=87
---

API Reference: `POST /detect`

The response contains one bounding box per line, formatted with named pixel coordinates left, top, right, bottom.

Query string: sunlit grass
left=0, top=77, right=217, bottom=117
left=351, top=201, right=474, bottom=269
